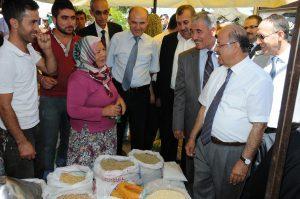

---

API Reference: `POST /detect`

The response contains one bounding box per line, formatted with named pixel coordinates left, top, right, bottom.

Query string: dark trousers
left=0, top=125, right=43, bottom=178
left=160, top=88, right=178, bottom=161
left=113, top=80, right=151, bottom=151
left=241, top=125, right=300, bottom=199
left=39, top=96, right=70, bottom=178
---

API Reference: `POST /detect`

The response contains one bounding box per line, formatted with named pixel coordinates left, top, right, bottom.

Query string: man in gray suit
left=173, top=12, right=219, bottom=195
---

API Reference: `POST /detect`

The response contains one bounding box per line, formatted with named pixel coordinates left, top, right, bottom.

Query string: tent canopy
left=37, top=0, right=297, bottom=8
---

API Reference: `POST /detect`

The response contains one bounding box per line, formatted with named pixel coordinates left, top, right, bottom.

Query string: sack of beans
left=93, top=155, right=140, bottom=198
left=128, top=149, right=164, bottom=185
left=43, top=165, right=93, bottom=199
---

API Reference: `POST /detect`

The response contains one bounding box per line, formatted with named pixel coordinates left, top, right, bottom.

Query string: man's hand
left=229, top=160, right=249, bottom=185
left=40, top=76, right=57, bottom=89
left=37, top=33, right=52, bottom=51
left=115, top=97, right=126, bottom=115
left=174, top=130, right=184, bottom=140
left=185, top=138, right=196, bottom=157
left=17, top=140, right=36, bottom=160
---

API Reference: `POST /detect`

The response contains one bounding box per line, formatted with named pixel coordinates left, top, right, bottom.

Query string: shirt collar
left=128, top=30, right=146, bottom=41
left=229, top=56, right=250, bottom=75
left=273, top=44, right=290, bottom=64
left=177, top=32, right=192, bottom=42
left=95, top=22, right=108, bottom=33
left=3, top=37, right=28, bottom=57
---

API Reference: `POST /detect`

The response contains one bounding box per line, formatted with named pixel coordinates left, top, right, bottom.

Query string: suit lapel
left=107, top=22, right=114, bottom=39
left=249, top=44, right=261, bottom=58
left=91, top=23, right=98, bottom=37
left=191, top=48, right=200, bottom=93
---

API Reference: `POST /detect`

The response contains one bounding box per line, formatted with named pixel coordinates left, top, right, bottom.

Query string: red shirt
left=39, top=32, right=80, bottom=97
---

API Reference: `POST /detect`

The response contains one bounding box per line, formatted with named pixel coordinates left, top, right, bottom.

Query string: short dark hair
left=75, top=10, right=87, bottom=20
left=265, top=14, right=289, bottom=40
left=228, top=24, right=250, bottom=53
left=2, top=0, right=39, bottom=30
left=51, top=0, right=75, bottom=18
left=245, top=15, right=262, bottom=25
left=176, top=5, right=196, bottom=16
left=168, top=14, right=177, bottom=30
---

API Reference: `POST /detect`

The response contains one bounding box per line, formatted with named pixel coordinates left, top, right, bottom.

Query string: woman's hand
left=102, top=104, right=121, bottom=117
left=116, top=97, right=126, bottom=115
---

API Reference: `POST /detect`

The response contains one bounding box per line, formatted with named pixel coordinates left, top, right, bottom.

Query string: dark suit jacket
left=173, top=48, right=201, bottom=136
left=77, top=22, right=122, bottom=39
left=156, top=31, right=178, bottom=101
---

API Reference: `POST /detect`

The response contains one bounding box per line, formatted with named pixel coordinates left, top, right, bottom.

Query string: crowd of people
left=0, top=0, right=299, bottom=198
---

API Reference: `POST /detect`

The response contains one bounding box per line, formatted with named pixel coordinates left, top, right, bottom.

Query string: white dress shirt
left=199, top=57, right=273, bottom=142
left=199, top=48, right=219, bottom=90
left=107, top=30, right=159, bottom=88
left=95, top=22, right=110, bottom=48
left=170, top=33, right=195, bottom=89
left=264, top=44, right=300, bottom=127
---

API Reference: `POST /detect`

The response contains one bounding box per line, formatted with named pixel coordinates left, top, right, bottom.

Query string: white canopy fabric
left=37, top=0, right=297, bottom=8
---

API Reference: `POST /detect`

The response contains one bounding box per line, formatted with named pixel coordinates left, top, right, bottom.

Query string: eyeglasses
left=244, top=25, right=258, bottom=30
left=257, top=31, right=278, bottom=40
left=93, top=9, right=109, bottom=16
left=216, top=41, right=237, bottom=48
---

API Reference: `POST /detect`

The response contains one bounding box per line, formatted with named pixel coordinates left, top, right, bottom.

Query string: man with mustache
left=36, top=0, right=80, bottom=179
left=0, top=0, right=57, bottom=178
left=175, top=12, right=219, bottom=195
left=156, top=4, right=195, bottom=163
left=243, top=15, right=262, bottom=58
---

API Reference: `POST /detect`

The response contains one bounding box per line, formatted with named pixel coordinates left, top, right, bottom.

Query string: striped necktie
left=203, top=50, right=214, bottom=88
left=200, top=68, right=233, bottom=145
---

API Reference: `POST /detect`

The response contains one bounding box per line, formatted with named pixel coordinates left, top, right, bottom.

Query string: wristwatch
left=240, top=156, right=251, bottom=166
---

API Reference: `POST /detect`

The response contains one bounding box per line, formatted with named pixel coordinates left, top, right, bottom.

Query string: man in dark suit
left=243, top=15, right=262, bottom=58
left=156, top=5, right=195, bottom=162
left=77, top=0, right=122, bottom=48
left=174, top=13, right=219, bottom=195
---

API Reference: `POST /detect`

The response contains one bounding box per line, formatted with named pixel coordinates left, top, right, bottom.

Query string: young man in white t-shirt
left=0, top=0, right=57, bottom=178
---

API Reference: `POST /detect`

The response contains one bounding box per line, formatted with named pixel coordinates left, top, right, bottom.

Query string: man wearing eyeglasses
left=243, top=15, right=262, bottom=58
left=187, top=24, right=273, bottom=199
left=256, top=14, right=300, bottom=143
left=77, top=0, right=122, bottom=48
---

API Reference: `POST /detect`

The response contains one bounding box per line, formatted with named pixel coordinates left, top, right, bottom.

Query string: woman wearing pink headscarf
left=66, top=36, right=126, bottom=167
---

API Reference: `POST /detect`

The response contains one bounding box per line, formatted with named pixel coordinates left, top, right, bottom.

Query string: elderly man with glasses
left=187, top=24, right=273, bottom=199
left=77, top=0, right=122, bottom=48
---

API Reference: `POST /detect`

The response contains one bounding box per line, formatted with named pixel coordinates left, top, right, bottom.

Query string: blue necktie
left=200, top=68, right=233, bottom=145
left=203, top=51, right=214, bottom=88
left=122, top=36, right=140, bottom=91
left=270, top=56, right=278, bottom=80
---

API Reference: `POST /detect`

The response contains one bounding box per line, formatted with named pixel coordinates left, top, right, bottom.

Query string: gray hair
left=264, top=14, right=289, bottom=40
left=90, top=0, right=108, bottom=10
left=192, top=12, right=216, bottom=29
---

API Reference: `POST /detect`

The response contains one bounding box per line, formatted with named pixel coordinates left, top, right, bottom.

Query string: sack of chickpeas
left=43, top=165, right=94, bottom=199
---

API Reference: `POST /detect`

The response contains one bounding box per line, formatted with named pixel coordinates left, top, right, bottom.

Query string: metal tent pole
left=265, top=4, right=300, bottom=199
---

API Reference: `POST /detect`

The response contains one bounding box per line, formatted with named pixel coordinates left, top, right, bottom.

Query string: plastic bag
left=163, top=162, right=187, bottom=182
left=128, top=149, right=164, bottom=185
left=93, top=155, right=140, bottom=198
left=43, top=165, right=93, bottom=199
left=52, top=190, right=95, bottom=199
left=140, top=179, right=191, bottom=199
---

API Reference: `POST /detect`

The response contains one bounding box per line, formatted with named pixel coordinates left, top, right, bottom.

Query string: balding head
left=128, top=7, right=149, bottom=36
left=216, top=24, right=249, bottom=67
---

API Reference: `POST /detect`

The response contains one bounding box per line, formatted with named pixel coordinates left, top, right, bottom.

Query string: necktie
left=200, top=68, right=233, bottom=145
left=270, top=56, right=278, bottom=80
left=101, top=30, right=106, bottom=48
left=122, top=36, right=140, bottom=91
left=203, top=51, right=214, bottom=88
